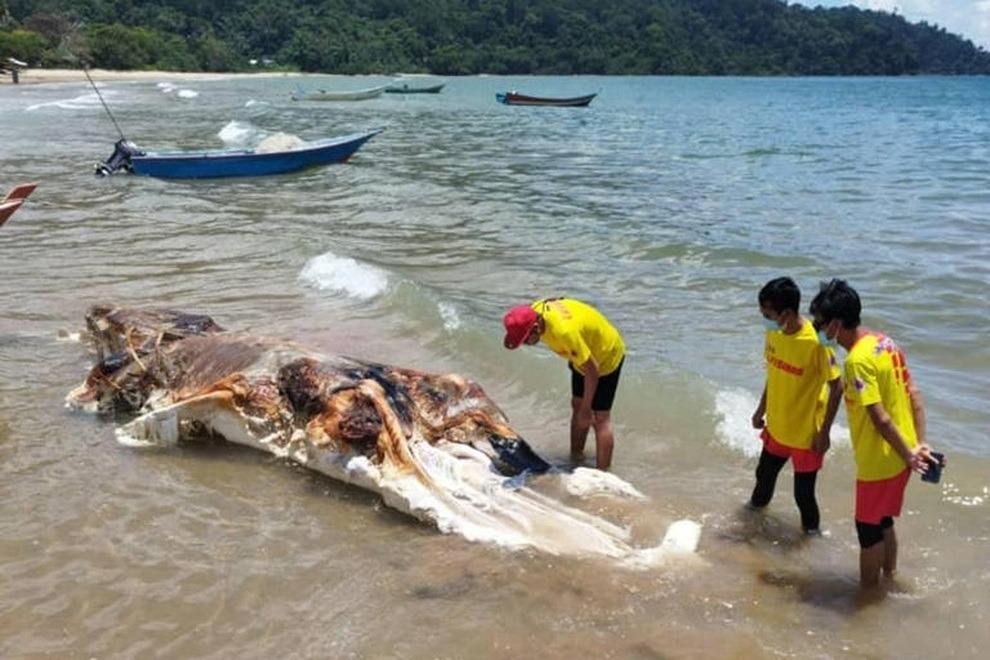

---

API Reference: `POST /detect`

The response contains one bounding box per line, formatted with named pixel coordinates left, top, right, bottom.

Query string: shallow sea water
left=1, top=75, right=988, bottom=658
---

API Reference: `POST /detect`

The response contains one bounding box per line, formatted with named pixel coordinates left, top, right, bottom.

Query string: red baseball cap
left=503, top=305, right=539, bottom=349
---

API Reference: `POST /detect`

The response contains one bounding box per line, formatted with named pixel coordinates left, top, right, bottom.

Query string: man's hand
left=751, top=410, right=765, bottom=429
left=906, top=443, right=932, bottom=475
left=812, top=429, right=831, bottom=454
left=575, top=405, right=593, bottom=429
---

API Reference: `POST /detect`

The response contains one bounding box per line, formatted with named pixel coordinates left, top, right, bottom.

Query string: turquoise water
left=1, top=75, right=988, bottom=657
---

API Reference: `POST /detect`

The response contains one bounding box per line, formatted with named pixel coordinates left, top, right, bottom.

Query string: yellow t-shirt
left=844, top=332, right=918, bottom=481
left=531, top=298, right=625, bottom=375
left=764, top=319, right=841, bottom=449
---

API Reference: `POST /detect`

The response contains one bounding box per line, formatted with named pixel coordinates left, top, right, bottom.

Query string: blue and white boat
left=97, top=130, right=382, bottom=179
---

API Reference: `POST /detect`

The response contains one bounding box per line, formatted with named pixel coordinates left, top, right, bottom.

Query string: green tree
left=0, top=27, right=46, bottom=62
left=3, top=0, right=989, bottom=75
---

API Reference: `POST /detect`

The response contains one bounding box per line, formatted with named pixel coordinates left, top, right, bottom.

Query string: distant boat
left=385, top=81, right=445, bottom=94
left=291, top=84, right=389, bottom=101
left=96, top=130, right=382, bottom=179
left=0, top=182, right=37, bottom=227
left=496, top=91, right=597, bottom=107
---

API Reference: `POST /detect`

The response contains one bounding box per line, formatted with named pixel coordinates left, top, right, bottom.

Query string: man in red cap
left=503, top=298, right=625, bottom=470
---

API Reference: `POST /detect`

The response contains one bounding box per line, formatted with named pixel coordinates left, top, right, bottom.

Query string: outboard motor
left=96, top=139, right=144, bottom=176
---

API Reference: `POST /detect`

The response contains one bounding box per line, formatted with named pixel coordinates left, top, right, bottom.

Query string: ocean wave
left=25, top=92, right=106, bottom=111
left=298, top=252, right=389, bottom=300
left=714, top=389, right=763, bottom=458
left=177, top=89, right=199, bottom=99
left=713, top=387, right=850, bottom=459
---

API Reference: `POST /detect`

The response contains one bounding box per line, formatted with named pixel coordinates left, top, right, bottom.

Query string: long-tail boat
left=496, top=91, right=597, bottom=107
left=96, top=130, right=382, bottom=179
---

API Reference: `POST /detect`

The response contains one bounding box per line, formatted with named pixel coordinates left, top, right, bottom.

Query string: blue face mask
left=762, top=318, right=781, bottom=331
left=817, top=329, right=838, bottom=349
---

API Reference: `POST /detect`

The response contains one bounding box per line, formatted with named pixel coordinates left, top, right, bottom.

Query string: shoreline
left=1, top=69, right=973, bottom=87
left=0, top=68, right=306, bottom=85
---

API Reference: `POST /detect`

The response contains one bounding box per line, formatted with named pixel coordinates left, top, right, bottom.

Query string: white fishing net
left=255, top=132, right=305, bottom=153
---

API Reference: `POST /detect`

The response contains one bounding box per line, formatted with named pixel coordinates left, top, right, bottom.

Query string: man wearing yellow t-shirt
left=502, top=298, right=625, bottom=470
left=810, top=279, right=937, bottom=588
left=749, top=277, right=843, bottom=534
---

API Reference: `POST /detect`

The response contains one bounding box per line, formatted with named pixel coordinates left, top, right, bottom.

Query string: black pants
left=569, top=358, right=624, bottom=411
left=749, top=449, right=820, bottom=531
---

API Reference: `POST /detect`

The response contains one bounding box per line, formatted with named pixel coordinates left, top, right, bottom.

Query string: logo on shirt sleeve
left=854, top=377, right=865, bottom=392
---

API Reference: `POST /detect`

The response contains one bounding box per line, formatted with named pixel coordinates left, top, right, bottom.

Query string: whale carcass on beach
left=67, top=305, right=700, bottom=565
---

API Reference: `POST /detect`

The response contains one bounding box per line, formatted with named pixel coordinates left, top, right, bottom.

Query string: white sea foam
left=831, top=421, right=851, bottom=448
left=218, top=120, right=258, bottom=146
left=299, top=252, right=389, bottom=300
left=941, top=482, right=987, bottom=507
left=177, top=89, right=199, bottom=98
left=714, top=388, right=763, bottom=458
left=157, top=82, right=176, bottom=93
left=244, top=99, right=268, bottom=107
left=714, top=387, right=850, bottom=458
left=26, top=92, right=106, bottom=111
left=438, top=302, right=462, bottom=331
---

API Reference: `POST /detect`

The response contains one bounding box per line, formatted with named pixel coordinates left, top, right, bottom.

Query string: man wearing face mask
left=748, top=277, right=843, bottom=534
left=502, top=298, right=625, bottom=471
left=810, top=279, right=936, bottom=588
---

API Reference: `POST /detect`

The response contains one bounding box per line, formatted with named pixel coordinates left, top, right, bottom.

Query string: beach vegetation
left=0, top=0, right=988, bottom=75
left=0, top=26, right=45, bottom=63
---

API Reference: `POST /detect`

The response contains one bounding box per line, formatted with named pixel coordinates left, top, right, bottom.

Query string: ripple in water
left=25, top=91, right=105, bottom=112
left=438, top=302, right=462, bottom=331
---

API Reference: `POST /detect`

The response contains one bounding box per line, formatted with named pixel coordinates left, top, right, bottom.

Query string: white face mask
left=817, top=328, right=838, bottom=348
left=762, top=317, right=782, bottom=331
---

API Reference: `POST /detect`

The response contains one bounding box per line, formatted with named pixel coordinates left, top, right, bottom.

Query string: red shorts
left=761, top=428, right=824, bottom=473
left=855, top=469, right=911, bottom=525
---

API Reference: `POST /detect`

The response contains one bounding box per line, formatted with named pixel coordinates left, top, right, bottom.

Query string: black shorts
left=570, top=357, right=624, bottom=412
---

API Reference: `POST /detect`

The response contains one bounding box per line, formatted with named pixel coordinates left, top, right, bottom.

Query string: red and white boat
left=0, top=182, right=37, bottom=227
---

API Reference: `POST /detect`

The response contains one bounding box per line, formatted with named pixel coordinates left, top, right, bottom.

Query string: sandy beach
left=0, top=68, right=303, bottom=85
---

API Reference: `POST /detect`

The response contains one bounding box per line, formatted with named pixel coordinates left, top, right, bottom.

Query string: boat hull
left=385, top=83, right=445, bottom=94
left=292, top=85, right=388, bottom=101
left=496, top=92, right=597, bottom=107
left=0, top=199, right=23, bottom=226
left=129, top=130, right=381, bottom=179
left=0, top=182, right=36, bottom=226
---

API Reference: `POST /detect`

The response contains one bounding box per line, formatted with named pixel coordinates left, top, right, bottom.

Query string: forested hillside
left=2, top=0, right=988, bottom=75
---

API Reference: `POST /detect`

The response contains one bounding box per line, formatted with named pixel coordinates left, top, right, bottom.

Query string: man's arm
left=579, top=357, right=600, bottom=418
left=907, top=380, right=927, bottom=446
left=812, top=378, right=843, bottom=453
left=865, top=402, right=929, bottom=474
left=751, top=384, right=767, bottom=429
